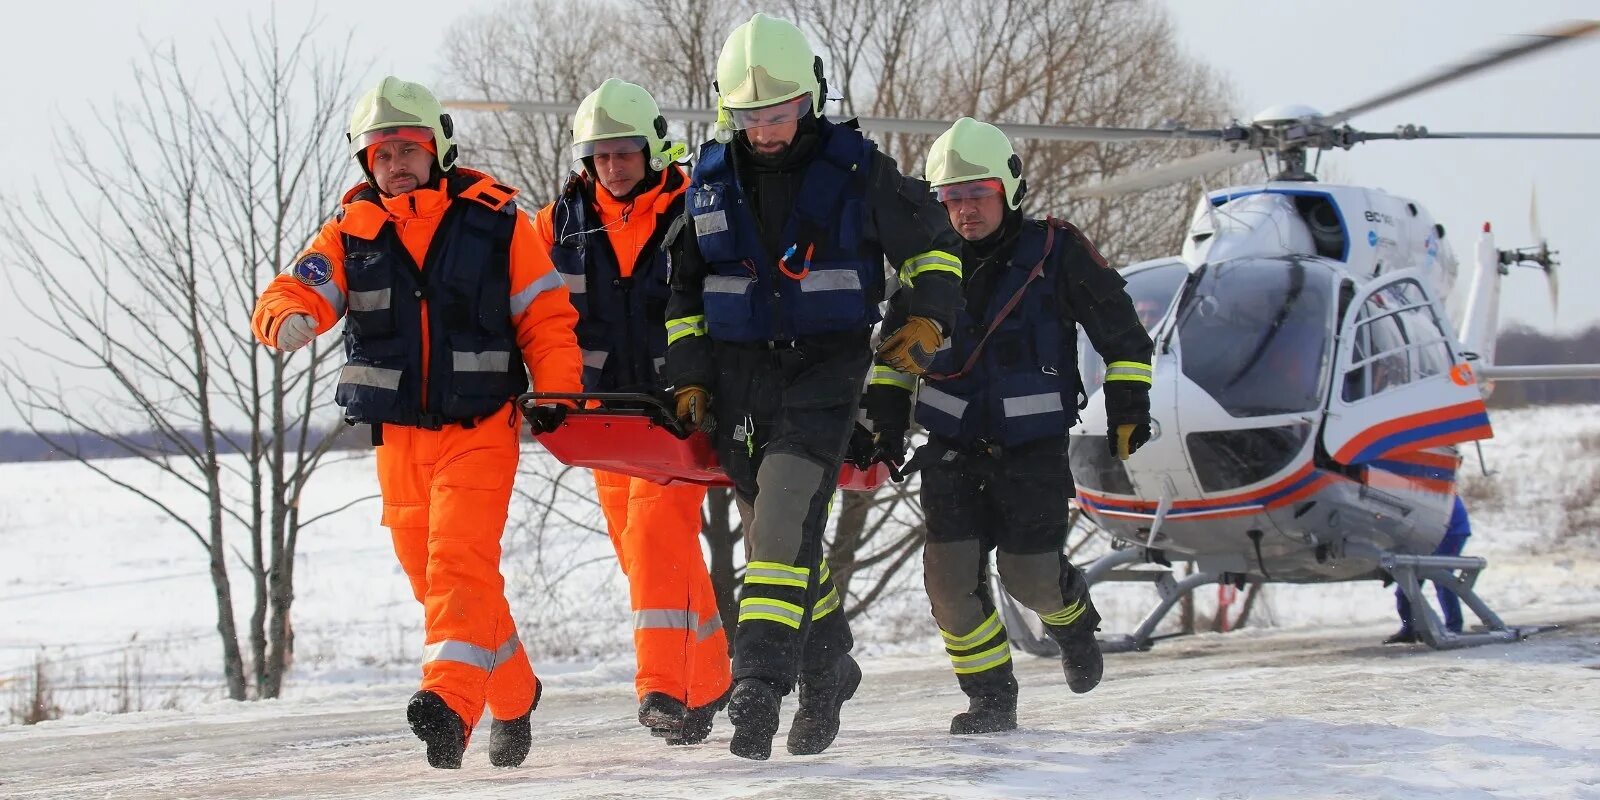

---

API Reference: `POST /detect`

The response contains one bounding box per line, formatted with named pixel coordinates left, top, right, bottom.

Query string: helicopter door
left=1322, top=270, right=1491, bottom=465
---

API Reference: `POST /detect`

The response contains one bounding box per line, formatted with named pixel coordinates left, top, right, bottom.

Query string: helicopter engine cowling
left=1182, top=193, right=1316, bottom=265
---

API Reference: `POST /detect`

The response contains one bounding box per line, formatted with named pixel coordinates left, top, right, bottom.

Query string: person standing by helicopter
left=1387, top=494, right=1473, bottom=643
left=531, top=79, right=732, bottom=744
left=865, top=117, right=1154, bottom=734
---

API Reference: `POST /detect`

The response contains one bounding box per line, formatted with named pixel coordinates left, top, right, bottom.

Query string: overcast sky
left=2, top=1, right=1596, bottom=430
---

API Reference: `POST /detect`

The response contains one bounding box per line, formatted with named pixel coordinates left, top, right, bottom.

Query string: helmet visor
left=351, top=125, right=435, bottom=155
left=728, top=95, right=812, bottom=131
left=572, top=135, right=649, bottom=161
left=935, top=178, right=1004, bottom=203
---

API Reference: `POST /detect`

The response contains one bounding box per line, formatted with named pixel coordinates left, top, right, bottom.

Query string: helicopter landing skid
left=1382, top=553, right=1553, bottom=650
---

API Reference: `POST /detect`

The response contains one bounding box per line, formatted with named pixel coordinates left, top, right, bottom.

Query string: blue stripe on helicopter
left=1345, top=411, right=1491, bottom=465
left=1208, top=188, right=1351, bottom=261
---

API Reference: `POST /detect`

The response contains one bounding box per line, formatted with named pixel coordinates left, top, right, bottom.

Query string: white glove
left=275, top=314, right=317, bottom=352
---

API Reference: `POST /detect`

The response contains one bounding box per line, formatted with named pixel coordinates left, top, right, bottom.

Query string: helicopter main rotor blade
left=443, top=99, right=1229, bottom=143
left=1356, top=130, right=1600, bottom=141
left=1324, top=19, right=1600, bottom=125
left=1066, top=148, right=1259, bottom=198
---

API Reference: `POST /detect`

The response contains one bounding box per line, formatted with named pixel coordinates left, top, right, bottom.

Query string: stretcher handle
left=517, top=391, right=692, bottom=438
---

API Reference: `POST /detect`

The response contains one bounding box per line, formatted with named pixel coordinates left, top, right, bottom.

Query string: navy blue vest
left=916, top=221, right=1078, bottom=448
left=549, top=176, right=682, bottom=392
left=686, top=118, right=882, bottom=342
left=335, top=178, right=527, bottom=427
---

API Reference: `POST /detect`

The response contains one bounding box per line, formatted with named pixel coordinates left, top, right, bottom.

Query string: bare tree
left=0, top=19, right=363, bottom=700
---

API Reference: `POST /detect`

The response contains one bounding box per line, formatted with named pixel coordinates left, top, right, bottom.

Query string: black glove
left=871, top=426, right=908, bottom=466
left=846, top=423, right=877, bottom=469
left=527, top=403, right=569, bottom=435
left=1102, top=383, right=1151, bottom=461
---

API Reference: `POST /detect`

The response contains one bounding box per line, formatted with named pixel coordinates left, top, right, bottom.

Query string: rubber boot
left=787, top=654, right=861, bottom=756
left=672, top=688, right=730, bottom=746
left=488, top=678, right=540, bottom=767
left=726, top=677, right=783, bottom=761
left=950, top=675, right=1018, bottom=735
left=406, top=690, right=466, bottom=769
left=639, top=689, right=728, bottom=746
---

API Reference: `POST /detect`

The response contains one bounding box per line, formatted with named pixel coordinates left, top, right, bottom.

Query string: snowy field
left=1, top=404, right=1599, bottom=798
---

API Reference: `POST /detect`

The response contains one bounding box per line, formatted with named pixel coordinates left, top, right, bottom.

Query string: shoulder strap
left=925, top=224, right=1057, bottom=382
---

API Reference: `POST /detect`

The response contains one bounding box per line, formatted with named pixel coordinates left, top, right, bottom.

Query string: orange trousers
left=378, top=404, right=537, bottom=733
left=593, top=470, right=731, bottom=708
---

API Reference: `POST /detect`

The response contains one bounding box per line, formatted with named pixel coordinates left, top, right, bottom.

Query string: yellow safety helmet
left=714, top=13, right=822, bottom=135
left=925, top=117, right=1027, bottom=210
left=571, top=78, right=685, bottom=173
left=347, top=76, right=457, bottom=172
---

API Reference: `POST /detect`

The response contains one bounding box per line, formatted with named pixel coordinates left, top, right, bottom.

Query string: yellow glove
left=1112, top=422, right=1151, bottom=461
left=875, top=316, right=943, bottom=375
left=674, top=385, right=712, bottom=432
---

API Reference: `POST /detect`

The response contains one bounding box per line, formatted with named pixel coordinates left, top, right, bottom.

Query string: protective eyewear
left=351, top=126, right=434, bottom=154
left=727, top=96, right=812, bottom=131
left=936, top=179, right=1004, bottom=203
left=572, top=136, right=649, bottom=160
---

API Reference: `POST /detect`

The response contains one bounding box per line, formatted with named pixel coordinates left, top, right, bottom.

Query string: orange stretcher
left=517, top=392, right=890, bottom=491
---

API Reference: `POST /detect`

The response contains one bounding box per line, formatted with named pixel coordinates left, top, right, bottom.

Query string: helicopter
left=446, top=20, right=1600, bottom=653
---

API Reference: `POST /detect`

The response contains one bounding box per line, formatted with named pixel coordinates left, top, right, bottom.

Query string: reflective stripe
left=745, top=560, right=811, bottom=589
left=510, top=269, right=566, bottom=316
left=635, top=609, right=696, bottom=631
left=941, top=610, right=1004, bottom=650
left=1040, top=600, right=1086, bottom=628
left=338, top=365, right=402, bottom=391
left=870, top=365, right=916, bottom=391
left=423, top=631, right=522, bottom=671
left=666, top=314, right=707, bottom=345
left=582, top=349, right=609, bottom=369
left=453, top=350, right=512, bottom=373
left=1105, top=360, right=1154, bottom=385
left=704, top=275, right=750, bottom=295
left=347, top=288, right=391, bottom=312
left=654, top=356, right=667, bottom=373
left=813, top=587, right=841, bottom=621
left=799, top=269, right=862, bottom=293
left=1003, top=392, right=1064, bottom=418
left=560, top=272, right=588, bottom=295
left=738, top=597, right=805, bottom=629
left=899, top=250, right=961, bottom=286
left=697, top=614, right=724, bottom=642
left=918, top=384, right=969, bottom=419
left=950, top=641, right=1013, bottom=675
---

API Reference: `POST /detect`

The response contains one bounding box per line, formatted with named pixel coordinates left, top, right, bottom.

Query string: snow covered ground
left=1, top=404, right=1598, bottom=798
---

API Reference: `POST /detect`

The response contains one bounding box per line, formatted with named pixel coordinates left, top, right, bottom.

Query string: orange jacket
left=530, top=166, right=689, bottom=279
left=252, top=168, right=583, bottom=401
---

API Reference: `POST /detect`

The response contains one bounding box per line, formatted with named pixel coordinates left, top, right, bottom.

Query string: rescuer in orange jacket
left=250, top=76, right=583, bottom=770
left=531, top=79, right=731, bottom=745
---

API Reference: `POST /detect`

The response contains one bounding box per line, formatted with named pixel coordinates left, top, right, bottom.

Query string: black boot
left=672, top=689, right=730, bottom=746
left=487, top=678, right=540, bottom=767
left=726, top=677, right=783, bottom=761
left=950, top=676, right=1018, bottom=735
left=1384, top=628, right=1418, bottom=645
left=1046, top=597, right=1104, bottom=694
left=787, top=654, right=861, bottom=756
left=406, top=690, right=466, bottom=769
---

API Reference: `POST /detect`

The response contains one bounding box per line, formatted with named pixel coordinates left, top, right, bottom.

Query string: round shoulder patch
left=293, top=253, right=333, bottom=287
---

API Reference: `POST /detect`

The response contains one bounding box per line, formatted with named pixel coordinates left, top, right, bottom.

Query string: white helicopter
left=995, top=22, right=1600, bottom=653
left=449, top=20, right=1600, bottom=652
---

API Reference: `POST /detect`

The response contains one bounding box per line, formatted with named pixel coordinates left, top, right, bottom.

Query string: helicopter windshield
left=1175, top=259, right=1336, bottom=417
left=1079, top=260, right=1188, bottom=398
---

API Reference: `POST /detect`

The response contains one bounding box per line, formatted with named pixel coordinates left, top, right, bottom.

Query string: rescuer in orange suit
left=250, top=76, right=583, bottom=770
left=531, top=78, right=731, bottom=745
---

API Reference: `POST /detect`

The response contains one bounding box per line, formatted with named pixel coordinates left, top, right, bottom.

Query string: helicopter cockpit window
left=1078, top=260, right=1187, bottom=399
left=1175, top=259, right=1335, bottom=417
left=1340, top=279, right=1454, bottom=402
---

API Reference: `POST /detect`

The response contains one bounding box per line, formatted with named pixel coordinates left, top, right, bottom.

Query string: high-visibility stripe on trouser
left=594, top=470, right=730, bottom=708
left=941, top=610, right=1013, bottom=675
left=378, top=404, right=537, bottom=731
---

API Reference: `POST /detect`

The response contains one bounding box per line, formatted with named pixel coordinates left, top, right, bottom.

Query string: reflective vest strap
left=347, top=288, right=391, bottom=312
left=917, top=384, right=969, bottom=419
left=1002, top=392, right=1064, bottom=418
left=338, top=365, right=403, bottom=391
